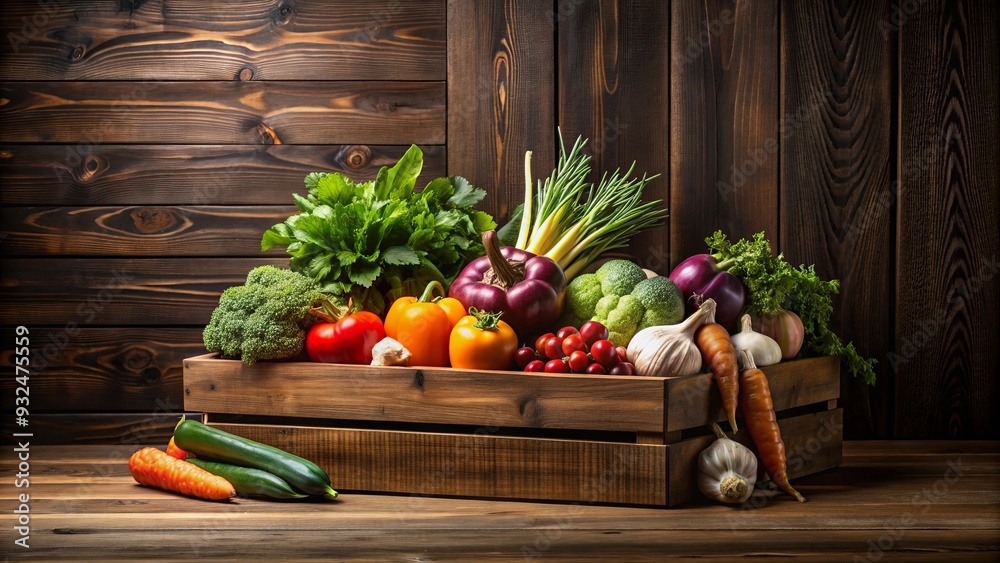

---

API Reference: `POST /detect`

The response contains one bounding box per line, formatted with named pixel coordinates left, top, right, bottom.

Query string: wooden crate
left=183, top=354, right=842, bottom=507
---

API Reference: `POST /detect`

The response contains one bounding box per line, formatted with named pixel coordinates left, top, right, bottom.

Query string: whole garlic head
left=697, top=423, right=758, bottom=504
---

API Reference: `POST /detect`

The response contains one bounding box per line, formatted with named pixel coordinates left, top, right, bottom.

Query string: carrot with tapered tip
left=695, top=322, right=740, bottom=433
left=738, top=349, right=806, bottom=502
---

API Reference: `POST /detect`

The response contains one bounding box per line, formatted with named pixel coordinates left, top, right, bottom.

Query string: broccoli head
left=563, top=260, right=687, bottom=346
left=632, top=276, right=685, bottom=330
left=595, top=260, right=647, bottom=296
left=203, top=265, right=323, bottom=365
left=561, top=273, right=603, bottom=326
left=593, top=294, right=645, bottom=345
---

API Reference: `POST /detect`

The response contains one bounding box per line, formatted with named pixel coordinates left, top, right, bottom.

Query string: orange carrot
left=129, top=447, right=235, bottom=501
left=738, top=350, right=805, bottom=502
left=165, top=436, right=193, bottom=460
left=695, top=323, right=740, bottom=433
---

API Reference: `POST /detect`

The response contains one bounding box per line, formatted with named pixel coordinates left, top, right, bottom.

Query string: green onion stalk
left=516, top=132, right=668, bottom=279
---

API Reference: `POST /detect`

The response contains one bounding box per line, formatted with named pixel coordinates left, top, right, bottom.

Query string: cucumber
left=186, top=458, right=308, bottom=500
left=174, top=417, right=337, bottom=499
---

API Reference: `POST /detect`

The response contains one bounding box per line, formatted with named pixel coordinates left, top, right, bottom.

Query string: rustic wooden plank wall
left=0, top=0, right=448, bottom=439
left=1, top=0, right=997, bottom=441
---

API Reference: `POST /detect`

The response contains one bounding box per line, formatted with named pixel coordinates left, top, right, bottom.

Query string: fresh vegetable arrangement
left=191, top=132, right=872, bottom=509
left=703, top=231, right=876, bottom=384
left=261, top=145, right=495, bottom=315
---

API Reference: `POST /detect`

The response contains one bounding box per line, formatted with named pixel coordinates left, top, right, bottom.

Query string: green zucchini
left=186, top=458, right=308, bottom=500
left=174, top=417, right=337, bottom=499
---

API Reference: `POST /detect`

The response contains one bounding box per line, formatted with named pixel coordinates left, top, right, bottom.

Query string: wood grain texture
left=447, top=0, right=555, bottom=227
left=0, top=145, right=446, bottom=205
left=3, top=442, right=995, bottom=560
left=557, top=0, right=671, bottom=273
left=0, top=413, right=199, bottom=446
left=2, top=206, right=279, bottom=256
left=0, top=0, right=445, bottom=80
left=1, top=206, right=294, bottom=256
left=0, top=81, right=446, bottom=144
left=0, top=257, right=285, bottom=325
left=780, top=0, right=894, bottom=439
left=0, top=327, right=202, bottom=413
left=185, top=355, right=665, bottom=432
left=670, top=0, right=780, bottom=266
left=895, top=0, right=1000, bottom=438
left=664, top=356, right=840, bottom=432
left=213, top=422, right=669, bottom=506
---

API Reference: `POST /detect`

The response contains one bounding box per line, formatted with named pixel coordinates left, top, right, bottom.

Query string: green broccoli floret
left=562, top=274, right=603, bottom=326
left=633, top=276, right=685, bottom=330
left=203, top=265, right=323, bottom=365
left=595, top=260, right=647, bottom=296
left=593, top=294, right=645, bottom=345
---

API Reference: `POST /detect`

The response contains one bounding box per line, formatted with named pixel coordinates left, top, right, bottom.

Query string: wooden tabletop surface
left=1, top=441, right=997, bottom=561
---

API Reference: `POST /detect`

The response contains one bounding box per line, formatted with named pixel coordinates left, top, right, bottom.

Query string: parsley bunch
left=706, top=231, right=876, bottom=384
left=262, top=145, right=495, bottom=315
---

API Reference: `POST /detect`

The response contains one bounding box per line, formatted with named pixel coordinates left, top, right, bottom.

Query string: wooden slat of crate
left=208, top=408, right=841, bottom=507
left=667, top=408, right=843, bottom=506
left=210, top=422, right=669, bottom=506
left=184, top=354, right=665, bottom=433
left=664, top=356, right=840, bottom=433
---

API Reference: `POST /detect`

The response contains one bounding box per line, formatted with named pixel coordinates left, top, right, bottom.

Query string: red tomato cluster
left=514, top=321, right=636, bottom=375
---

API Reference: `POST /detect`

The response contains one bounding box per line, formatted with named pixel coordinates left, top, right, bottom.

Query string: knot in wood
left=238, top=67, right=254, bottom=81
left=343, top=145, right=372, bottom=170
left=70, top=46, right=85, bottom=61
left=122, top=346, right=154, bottom=371
left=275, top=2, right=295, bottom=24
left=79, top=154, right=107, bottom=182
left=256, top=122, right=282, bottom=144
left=130, top=208, right=177, bottom=233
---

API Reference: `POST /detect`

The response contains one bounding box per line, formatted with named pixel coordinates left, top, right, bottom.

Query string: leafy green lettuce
left=262, top=145, right=495, bottom=314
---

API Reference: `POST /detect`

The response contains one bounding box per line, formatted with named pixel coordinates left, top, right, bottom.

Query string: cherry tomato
left=561, top=333, right=588, bottom=356
left=579, top=321, right=609, bottom=346
left=524, top=360, right=546, bottom=372
left=544, top=359, right=570, bottom=373
left=514, top=347, right=538, bottom=369
left=585, top=362, right=606, bottom=375
left=590, top=339, right=618, bottom=368
left=608, top=362, right=633, bottom=375
left=535, top=332, right=555, bottom=352
left=306, top=311, right=386, bottom=364
left=621, top=362, right=637, bottom=375
left=568, top=350, right=590, bottom=372
left=616, top=346, right=629, bottom=363
left=556, top=326, right=580, bottom=339
left=544, top=336, right=565, bottom=360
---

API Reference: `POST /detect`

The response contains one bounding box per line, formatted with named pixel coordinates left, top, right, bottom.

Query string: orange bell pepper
left=384, top=281, right=460, bottom=367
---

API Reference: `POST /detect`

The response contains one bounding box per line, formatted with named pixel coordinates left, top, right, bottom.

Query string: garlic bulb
left=731, top=314, right=782, bottom=368
left=697, top=423, right=758, bottom=504
left=627, top=299, right=716, bottom=377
